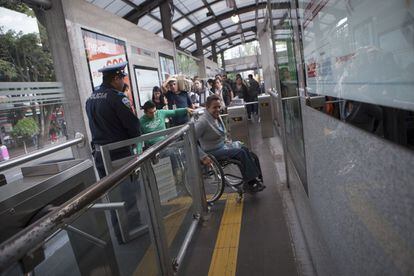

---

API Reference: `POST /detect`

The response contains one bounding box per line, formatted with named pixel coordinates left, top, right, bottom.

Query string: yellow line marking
left=208, top=193, right=243, bottom=276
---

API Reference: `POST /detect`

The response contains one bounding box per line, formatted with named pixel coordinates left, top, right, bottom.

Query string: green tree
left=12, top=117, right=39, bottom=139
left=0, top=4, right=58, bottom=148
left=11, top=117, right=39, bottom=153
left=0, top=1, right=34, bottom=17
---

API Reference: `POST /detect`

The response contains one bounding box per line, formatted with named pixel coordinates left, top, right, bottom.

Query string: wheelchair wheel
left=202, top=155, right=225, bottom=204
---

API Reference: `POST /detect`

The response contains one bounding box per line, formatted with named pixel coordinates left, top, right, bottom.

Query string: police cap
left=98, top=61, right=128, bottom=77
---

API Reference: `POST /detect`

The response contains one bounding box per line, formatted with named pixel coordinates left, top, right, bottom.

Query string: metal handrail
left=0, top=124, right=190, bottom=271
left=0, top=132, right=85, bottom=172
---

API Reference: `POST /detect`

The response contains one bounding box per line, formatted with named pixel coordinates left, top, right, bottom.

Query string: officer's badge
left=121, top=97, right=131, bottom=108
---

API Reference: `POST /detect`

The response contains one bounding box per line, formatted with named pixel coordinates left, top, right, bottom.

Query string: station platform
left=178, top=119, right=300, bottom=276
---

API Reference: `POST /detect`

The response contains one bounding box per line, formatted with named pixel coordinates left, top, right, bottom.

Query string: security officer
left=86, top=62, right=141, bottom=243
left=86, top=61, right=140, bottom=178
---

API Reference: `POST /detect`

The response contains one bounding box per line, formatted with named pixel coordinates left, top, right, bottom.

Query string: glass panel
left=159, top=54, right=176, bottom=83
left=220, top=18, right=235, bottom=28
left=104, top=0, right=127, bottom=14
left=271, top=0, right=308, bottom=190
left=189, top=8, right=209, bottom=24
left=177, top=53, right=199, bottom=76
left=299, top=0, right=414, bottom=111
left=180, top=38, right=193, bottom=49
left=0, top=4, right=72, bottom=180
left=210, top=2, right=231, bottom=15
left=115, top=5, right=133, bottom=17
left=138, top=15, right=161, bottom=31
left=205, top=23, right=221, bottom=34
left=4, top=172, right=160, bottom=276
left=154, top=141, right=194, bottom=260
left=150, top=7, right=161, bottom=19
left=239, top=11, right=256, bottom=22
left=297, top=0, right=414, bottom=150
left=173, top=18, right=193, bottom=33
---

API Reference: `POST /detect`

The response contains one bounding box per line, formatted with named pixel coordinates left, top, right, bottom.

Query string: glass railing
left=0, top=123, right=207, bottom=276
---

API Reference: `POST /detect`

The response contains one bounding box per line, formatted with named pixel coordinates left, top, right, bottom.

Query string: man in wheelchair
left=195, top=94, right=265, bottom=193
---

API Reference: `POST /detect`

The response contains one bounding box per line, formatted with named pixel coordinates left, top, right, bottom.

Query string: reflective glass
left=189, top=8, right=209, bottom=24
left=104, top=0, right=126, bottom=14
left=210, top=2, right=231, bottom=15
left=205, top=23, right=221, bottom=34
left=173, top=18, right=193, bottom=33
left=239, top=11, right=256, bottom=21
left=0, top=5, right=72, bottom=166
left=115, top=5, right=133, bottom=16
left=297, top=0, right=414, bottom=150
left=154, top=141, right=194, bottom=260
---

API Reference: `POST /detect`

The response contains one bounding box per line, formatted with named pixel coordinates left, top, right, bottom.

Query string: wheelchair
left=202, top=151, right=263, bottom=204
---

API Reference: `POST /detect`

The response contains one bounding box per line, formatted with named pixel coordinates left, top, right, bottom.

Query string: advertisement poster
left=82, top=29, right=136, bottom=112
left=159, top=53, right=176, bottom=83
left=134, top=66, right=161, bottom=107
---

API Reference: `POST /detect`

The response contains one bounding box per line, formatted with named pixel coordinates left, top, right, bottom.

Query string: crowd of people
left=86, top=61, right=265, bottom=191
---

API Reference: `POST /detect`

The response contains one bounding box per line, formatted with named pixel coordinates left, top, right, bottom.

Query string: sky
left=0, top=7, right=39, bottom=34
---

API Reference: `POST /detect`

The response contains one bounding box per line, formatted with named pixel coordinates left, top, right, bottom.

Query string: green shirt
left=139, top=108, right=188, bottom=146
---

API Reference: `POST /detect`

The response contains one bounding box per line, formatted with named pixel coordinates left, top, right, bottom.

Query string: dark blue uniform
left=86, top=83, right=140, bottom=177
left=86, top=83, right=141, bottom=243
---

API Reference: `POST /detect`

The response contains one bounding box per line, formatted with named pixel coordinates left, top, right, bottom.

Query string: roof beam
left=209, top=37, right=258, bottom=59
left=123, top=0, right=166, bottom=24
left=174, top=2, right=289, bottom=43
left=202, top=0, right=233, bottom=45
left=188, top=22, right=286, bottom=52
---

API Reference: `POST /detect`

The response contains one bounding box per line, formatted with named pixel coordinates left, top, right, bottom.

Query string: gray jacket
left=194, top=111, right=227, bottom=159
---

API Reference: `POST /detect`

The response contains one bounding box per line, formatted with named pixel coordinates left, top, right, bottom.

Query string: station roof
left=85, top=0, right=291, bottom=58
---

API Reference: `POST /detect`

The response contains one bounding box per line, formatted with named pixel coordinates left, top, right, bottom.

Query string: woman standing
left=233, top=76, right=248, bottom=99
left=152, top=86, right=167, bottom=109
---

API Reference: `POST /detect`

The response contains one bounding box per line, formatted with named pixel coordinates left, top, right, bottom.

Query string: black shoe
left=244, top=181, right=266, bottom=193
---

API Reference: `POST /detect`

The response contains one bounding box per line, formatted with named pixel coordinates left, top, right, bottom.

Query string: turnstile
left=0, top=159, right=120, bottom=276
left=227, top=105, right=251, bottom=148
left=258, top=94, right=275, bottom=138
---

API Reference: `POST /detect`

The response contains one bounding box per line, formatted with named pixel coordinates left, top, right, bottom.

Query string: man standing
left=86, top=62, right=141, bottom=243
left=246, top=74, right=260, bottom=119
left=86, top=62, right=140, bottom=178
left=165, top=78, right=194, bottom=126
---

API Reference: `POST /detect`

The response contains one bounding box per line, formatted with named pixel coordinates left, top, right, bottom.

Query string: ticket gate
left=258, top=94, right=275, bottom=138
left=0, top=159, right=120, bottom=276
left=227, top=105, right=251, bottom=148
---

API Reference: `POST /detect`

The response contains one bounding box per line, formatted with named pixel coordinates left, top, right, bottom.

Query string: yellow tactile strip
left=208, top=193, right=244, bottom=276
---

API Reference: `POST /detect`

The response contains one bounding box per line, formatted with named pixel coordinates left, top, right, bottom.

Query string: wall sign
left=82, top=29, right=137, bottom=111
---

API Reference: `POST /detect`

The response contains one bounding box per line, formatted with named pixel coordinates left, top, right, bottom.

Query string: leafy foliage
left=12, top=117, right=39, bottom=139
left=177, top=53, right=198, bottom=77
left=0, top=1, right=34, bottom=17
left=0, top=28, right=55, bottom=81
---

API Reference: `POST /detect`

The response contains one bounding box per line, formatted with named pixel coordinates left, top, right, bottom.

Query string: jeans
left=208, top=145, right=260, bottom=182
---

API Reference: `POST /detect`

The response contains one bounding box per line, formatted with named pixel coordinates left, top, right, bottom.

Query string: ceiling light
left=231, top=14, right=240, bottom=24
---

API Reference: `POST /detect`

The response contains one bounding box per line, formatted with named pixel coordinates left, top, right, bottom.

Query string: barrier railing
left=0, top=123, right=207, bottom=275
left=0, top=132, right=84, bottom=172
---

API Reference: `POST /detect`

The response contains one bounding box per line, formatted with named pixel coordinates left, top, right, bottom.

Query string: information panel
left=134, top=66, right=161, bottom=107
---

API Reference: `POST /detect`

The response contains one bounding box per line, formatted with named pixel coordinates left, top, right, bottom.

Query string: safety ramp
left=178, top=115, right=300, bottom=276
